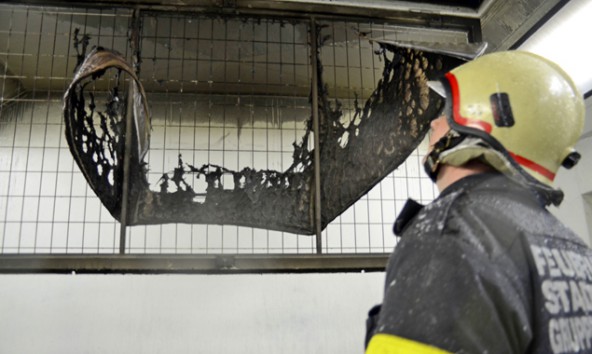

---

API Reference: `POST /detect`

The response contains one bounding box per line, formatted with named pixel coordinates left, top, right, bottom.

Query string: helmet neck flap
left=423, top=131, right=565, bottom=206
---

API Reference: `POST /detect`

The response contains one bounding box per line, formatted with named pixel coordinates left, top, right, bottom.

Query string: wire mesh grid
left=0, top=6, right=132, bottom=254
left=0, top=4, right=438, bottom=257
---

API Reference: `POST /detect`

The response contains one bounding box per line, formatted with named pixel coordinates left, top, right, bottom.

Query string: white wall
left=550, top=97, right=592, bottom=246
left=1, top=110, right=590, bottom=354
left=0, top=272, right=385, bottom=354
left=1, top=108, right=590, bottom=354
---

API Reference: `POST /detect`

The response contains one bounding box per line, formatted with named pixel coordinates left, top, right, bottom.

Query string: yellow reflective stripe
left=366, top=334, right=453, bottom=354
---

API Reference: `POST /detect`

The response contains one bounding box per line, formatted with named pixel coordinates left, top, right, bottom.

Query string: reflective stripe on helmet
left=508, top=151, right=556, bottom=181
left=446, top=71, right=556, bottom=183
left=446, top=72, right=493, bottom=133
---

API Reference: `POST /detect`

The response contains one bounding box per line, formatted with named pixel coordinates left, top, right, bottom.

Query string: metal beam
left=0, top=0, right=481, bottom=37
left=310, top=18, right=323, bottom=254
left=481, top=0, right=567, bottom=52
left=0, top=254, right=389, bottom=273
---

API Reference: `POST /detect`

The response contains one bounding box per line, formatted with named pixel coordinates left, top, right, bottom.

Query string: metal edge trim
left=0, top=254, right=389, bottom=274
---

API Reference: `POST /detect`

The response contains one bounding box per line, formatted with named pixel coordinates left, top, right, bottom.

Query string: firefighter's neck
left=436, top=161, right=494, bottom=192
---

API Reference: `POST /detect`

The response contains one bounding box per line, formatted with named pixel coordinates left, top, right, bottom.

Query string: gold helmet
left=425, top=50, right=585, bottom=205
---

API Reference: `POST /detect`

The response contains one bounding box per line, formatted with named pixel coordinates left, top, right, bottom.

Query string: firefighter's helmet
left=425, top=50, right=585, bottom=205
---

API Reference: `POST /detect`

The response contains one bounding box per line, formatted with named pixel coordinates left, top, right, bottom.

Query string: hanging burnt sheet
left=317, top=42, right=464, bottom=227
left=63, top=23, right=463, bottom=235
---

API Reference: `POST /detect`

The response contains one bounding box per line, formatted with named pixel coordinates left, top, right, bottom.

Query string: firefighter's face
left=428, top=115, right=450, bottom=151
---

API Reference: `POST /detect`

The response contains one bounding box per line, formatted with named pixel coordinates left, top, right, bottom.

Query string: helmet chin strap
left=423, top=130, right=466, bottom=182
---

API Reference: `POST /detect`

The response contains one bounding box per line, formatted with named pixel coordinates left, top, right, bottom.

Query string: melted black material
left=63, top=26, right=463, bottom=234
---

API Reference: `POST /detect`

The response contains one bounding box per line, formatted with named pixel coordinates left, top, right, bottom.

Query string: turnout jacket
left=366, top=173, right=592, bottom=354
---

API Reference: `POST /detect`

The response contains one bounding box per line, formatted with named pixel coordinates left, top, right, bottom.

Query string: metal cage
left=0, top=2, right=479, bottom=272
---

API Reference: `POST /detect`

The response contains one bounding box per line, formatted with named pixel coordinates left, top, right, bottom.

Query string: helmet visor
left=427, top=80, right=446, bottom=99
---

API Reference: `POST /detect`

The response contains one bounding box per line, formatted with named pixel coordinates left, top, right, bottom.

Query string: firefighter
left=365, top=50, right=592, bottom=354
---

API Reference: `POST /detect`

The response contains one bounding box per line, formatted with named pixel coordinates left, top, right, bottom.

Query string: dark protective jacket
left=365, top=173, right=592, bottom=354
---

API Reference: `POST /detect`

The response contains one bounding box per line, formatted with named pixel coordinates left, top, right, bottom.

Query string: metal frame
left=0, top=254, right=389, bottom=273
left=109, top=10, right=352, bottom=259
left=0, top=0, right=483, bottom=28
left=0, top=1, right=477, bottom=273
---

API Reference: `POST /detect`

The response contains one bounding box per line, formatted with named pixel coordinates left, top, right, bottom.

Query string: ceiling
left=0, top=0, right=575, bottom=106
left=2, top=0, right=567, bottom=52
left=0, top=0, right=569, bottom=98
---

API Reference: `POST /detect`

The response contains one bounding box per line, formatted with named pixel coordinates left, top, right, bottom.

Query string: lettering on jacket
left=530, top=245, right=592, bottom=353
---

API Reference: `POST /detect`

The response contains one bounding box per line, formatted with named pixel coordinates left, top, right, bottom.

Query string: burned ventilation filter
left=63, top=25, right=464, bottom=235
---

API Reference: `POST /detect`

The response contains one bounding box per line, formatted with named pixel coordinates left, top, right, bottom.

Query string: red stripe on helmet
left=445, top=72, right=493, bottom=134
left=509, top=152, right=556, bottom=181
left=445, top=73, right=555, bottom=181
